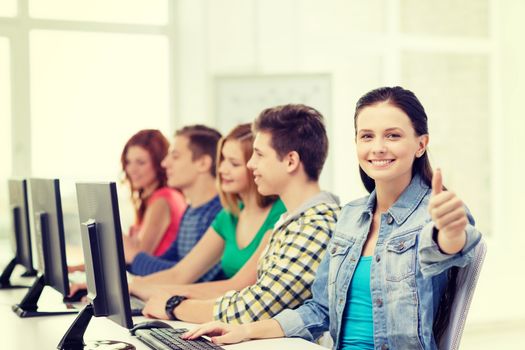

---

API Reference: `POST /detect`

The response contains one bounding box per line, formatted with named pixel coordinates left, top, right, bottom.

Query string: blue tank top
left=340, top=256, right=374, bottom=350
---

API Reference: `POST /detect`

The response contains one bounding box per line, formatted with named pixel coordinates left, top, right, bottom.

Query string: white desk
left=0, top=279, right=327, bottom=350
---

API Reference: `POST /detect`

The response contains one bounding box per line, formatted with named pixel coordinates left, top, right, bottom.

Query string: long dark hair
left=354, top=86, right=433, bottom=192
left=353, top=86, right=456, bottom=344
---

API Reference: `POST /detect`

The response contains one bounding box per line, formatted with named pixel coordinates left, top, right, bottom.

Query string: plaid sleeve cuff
left=213, top=290, right=236, bottom=322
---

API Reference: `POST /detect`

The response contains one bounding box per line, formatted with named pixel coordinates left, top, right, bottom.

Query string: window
left=29, top=0, right=168, bottom=25
left=30, top=30, right=170, bottom=180
left=0, top=0, right=17, bottom=17
left=29, top=30, right=170, bottom=238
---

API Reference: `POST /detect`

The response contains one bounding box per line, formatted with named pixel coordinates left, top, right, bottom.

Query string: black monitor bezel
left=29, top=178, right=70, bottom=297
left=76, top=181, right=134, bottom=329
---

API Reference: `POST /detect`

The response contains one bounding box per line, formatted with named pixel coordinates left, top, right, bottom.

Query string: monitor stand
left=57, top=304, right=135, bottom=350
left=12, top=274, right=78, bottom=317
left=0, top=257, right=35, bottom=289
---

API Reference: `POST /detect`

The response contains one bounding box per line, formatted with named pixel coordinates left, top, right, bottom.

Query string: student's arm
left=131, top=227, right=225, bottom=292
left=134, top=229, right=272, bottom=300
left=131, top=229, right=270, bottom=301
left=134, top=197, right=171, bottom=254
left=182, top=319, right=284, bottom=345
left=178, top=229, right=271, bottom=298
left=212, top=211, right=337, bottom=324
left=184, top=242, right=333, bottom=342
left=142, top=296, right=216, bottom=323
left=141, top=219, right=328, bottom=324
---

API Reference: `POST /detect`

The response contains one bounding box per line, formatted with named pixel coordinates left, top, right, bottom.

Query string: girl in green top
left=130, top=123, right=286, bottom=300
left=212, top=199, right=285, bottom=278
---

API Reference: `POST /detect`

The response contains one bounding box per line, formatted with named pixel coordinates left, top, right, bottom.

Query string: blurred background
left=1, top=0, right=524, bottom=347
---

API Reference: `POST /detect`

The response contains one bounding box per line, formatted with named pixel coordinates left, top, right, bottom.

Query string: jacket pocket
left=385, top=231, right=418, bottom=282
left=327, top=237, right=354, bottom=285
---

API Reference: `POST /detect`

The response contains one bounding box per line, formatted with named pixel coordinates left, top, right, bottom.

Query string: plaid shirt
left=213, top=193, right=340, bottom=324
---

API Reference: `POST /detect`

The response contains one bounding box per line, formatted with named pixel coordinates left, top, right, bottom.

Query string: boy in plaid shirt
left=142, top=104, right=340, bottom=323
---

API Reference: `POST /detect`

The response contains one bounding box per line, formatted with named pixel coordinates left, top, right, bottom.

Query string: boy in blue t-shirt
left=124, top=125, right=223, bottom=281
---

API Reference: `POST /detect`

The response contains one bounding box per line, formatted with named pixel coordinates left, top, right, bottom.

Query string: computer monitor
left=0, top=179, right=37, bottom=289
left=11, top=178, right=77, bottom=317
left=58, top=182, right=222, bottom=350
left=58, top=182, right=135, bottom=349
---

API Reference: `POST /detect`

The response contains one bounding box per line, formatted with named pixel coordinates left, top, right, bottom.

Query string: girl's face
left=218, top=140, right=250, bottom=194
left=356, top=102, right=428, bottom=191
left=125, top=145, right=158, bottom=190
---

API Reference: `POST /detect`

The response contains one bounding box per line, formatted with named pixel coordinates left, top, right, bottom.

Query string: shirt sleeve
left=273, top=246, right=331, bottom=341
left=210, top=209, right=228, bottom=239
left=418, top=210, right=482, bottom=278
left=128, top=244, right=180, bottom=276
left=212, top=208, right=337, bottom=324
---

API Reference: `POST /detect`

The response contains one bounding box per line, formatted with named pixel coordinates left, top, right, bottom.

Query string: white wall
left=467, top=0, right=525, bottom=324
left=173, top=0, right=525, bottom=324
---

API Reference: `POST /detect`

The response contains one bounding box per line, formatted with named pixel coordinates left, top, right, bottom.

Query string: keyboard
left=134, top=327, right=224, bottom=350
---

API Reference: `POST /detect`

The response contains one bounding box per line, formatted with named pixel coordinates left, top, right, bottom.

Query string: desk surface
left=0, top=272, right=327, bottom=350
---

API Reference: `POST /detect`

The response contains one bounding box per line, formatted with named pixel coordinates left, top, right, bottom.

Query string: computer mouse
left=63, top=288, right=88, bottom=303
left=130, top=320, right=172, bottom=335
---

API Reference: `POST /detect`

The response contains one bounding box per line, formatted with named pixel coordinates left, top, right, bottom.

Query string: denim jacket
left=274, top=175, right=482, bottom=350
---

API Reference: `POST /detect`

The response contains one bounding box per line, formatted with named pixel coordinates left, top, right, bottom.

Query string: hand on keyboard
left=136, top=327, right=225, bottom=350
left=182, top=321, right=249, bottom=345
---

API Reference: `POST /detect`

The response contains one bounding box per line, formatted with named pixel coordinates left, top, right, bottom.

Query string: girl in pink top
left=122, top=129, right=187, bottom=257
left=145, top=187, right=186, bottom=256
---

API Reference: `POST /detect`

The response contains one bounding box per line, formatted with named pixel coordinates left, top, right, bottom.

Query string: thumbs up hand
left=428, top=169, right=467, bottom=254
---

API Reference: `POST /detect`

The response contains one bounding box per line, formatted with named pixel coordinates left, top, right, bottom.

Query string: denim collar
left=361, top=174, right=431, bottom=225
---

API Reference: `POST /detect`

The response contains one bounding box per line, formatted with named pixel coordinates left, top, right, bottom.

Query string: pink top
left=146, top=187, right=187, bottom=256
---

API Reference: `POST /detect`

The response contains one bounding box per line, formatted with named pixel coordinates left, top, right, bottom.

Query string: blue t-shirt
left=340, top=256, right=374, bottom=350
left=129, top=195, right=223, bottom=281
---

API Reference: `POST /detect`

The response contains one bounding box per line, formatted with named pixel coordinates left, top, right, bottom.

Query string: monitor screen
left=76, top=182, right=133, bottom=329
left=29, top=178, right=70, bottom=297
left=8, top=179, right=35, bottom=274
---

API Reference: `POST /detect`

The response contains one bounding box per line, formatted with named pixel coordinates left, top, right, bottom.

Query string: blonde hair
left=216, top=123, right=277, bottom=216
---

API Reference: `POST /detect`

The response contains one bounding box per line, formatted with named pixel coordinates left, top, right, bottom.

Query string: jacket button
left=387, top=216, right=394, bottom=224
left=331, top=247, right=337, bottom=254
left=339, top=298, right=344, bottom=305
left=381, top=344, right=389, bottom=350
left=375, top=298, right=383, bottom=307
left=375, top=255, right=381, bottom=262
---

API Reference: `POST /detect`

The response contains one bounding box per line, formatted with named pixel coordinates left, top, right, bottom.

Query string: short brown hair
left=253, top=104, right=328, bottom=181
left=175, top=125, right=222, bottom=177
left=216, top=123, right=277, bottom=216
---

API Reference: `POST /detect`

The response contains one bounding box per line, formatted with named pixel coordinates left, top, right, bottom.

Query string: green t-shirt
left=211, top=199, right=286, bottom=278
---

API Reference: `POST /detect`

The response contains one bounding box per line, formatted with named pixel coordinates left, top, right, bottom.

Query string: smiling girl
left=183, top=87, right=483, bottom=350
left=121, top=129, right=187, bottom=257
